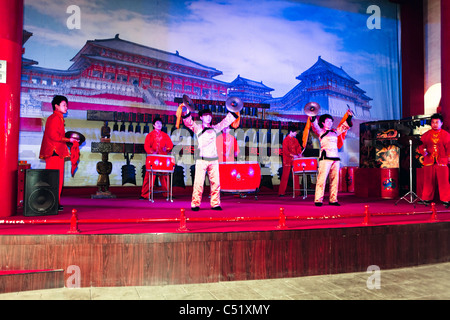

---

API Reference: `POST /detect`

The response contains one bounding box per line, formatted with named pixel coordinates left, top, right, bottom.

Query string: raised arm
left=310, top=116, right=324, bottom=137
left=336, top=110, right=353, bottom=136
left=182, top=110, right=201, bottom=134
left=213, top=112, right=239, bottom=133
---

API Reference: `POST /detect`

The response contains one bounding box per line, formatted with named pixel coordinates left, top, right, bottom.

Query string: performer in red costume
left=39, top=95, right=78, bottom=211
left=182, top=108, right=239, bottom=211
left=418, top=113, right=450, bottom=208
left=216, top=126, right=240, bottom=163
left=278, top=125, right=303, bottom=196
left=140, top=117, right=174, bottom=199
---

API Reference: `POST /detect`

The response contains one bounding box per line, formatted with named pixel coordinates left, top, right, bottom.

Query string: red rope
left=1, top=204, right=448, bottom=234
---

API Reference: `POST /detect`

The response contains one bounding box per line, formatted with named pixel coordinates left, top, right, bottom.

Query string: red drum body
left=346, top=166, right=356, bottom=192
left=219, top=162, right=261, bottom=192
left=292, top=157, right=318, bottom=173
left=380, top=168, right=399, bottom=199
left=146, top=154, right=175, bottom=172
left=339, top=167, right=348, bottom=192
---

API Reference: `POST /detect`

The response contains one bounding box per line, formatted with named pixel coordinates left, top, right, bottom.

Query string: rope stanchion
left=177, top=208, right=189, bottom=232
left=1, top=203, right=448, bottom=233
left=430, top=203, right=438, bottom=222
left=68, top=209, right=80, bottom=234
left=276, top=207, right=287, bottom=229
left=362, top=205, right=370, bottom=225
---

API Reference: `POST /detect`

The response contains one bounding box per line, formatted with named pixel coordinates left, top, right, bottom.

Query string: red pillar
left=398, top=0, right=425, bottom=118
left=0, top=0, right=23, bottom=217
left=442, top=0, right=450, bottom=129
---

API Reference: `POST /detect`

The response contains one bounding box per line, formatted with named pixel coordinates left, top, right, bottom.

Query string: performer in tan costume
left=310, top=110, right=353, bottom=206
left=182, top=108, right=239, bottom=211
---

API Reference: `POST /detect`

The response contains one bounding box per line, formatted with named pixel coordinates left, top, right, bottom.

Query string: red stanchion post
left=177, top=208, right=189, bottom=232
left=276, top=207, right=287, bottom=229
left=362, top=205, right=370, bottom=225
left=68, top=209, right=80, bottom=234
left=430, top=203, right=438, bottom=222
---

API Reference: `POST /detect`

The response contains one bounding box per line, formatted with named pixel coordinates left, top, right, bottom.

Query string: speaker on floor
left=24, top=169, right=59, bottom=216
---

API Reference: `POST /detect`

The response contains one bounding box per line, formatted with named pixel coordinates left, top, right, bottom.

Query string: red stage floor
left=2, top=187, right=450, bottom=290
left=2, top=188, right=450, bottom=235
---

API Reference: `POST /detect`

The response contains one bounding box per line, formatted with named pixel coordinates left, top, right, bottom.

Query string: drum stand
left=148, top=169, right=174, bottom=203
left=292, top=168, right=316, bottom=199
left=395, top=139, right=423, bottom=207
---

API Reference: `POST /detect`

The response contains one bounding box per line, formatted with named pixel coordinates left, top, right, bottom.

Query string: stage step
left=0, top=269, right=65, bottom=294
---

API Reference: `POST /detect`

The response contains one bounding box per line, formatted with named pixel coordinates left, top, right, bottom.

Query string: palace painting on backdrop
left=19, top=0, right=401, bottom=188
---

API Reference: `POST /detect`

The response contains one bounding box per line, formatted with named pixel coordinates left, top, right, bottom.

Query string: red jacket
left=216, top=133, right=240, bottom=162
left=419, top=129, right=450, bottom=166
left=282, top=135, right=302, bottom=166
left=39, top=111, right=71, bottom=160
left=144, top=130, right=173, bottom=155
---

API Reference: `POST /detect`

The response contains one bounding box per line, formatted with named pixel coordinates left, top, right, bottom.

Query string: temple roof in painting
left=297, top=56, right=358, bottom=84
left=69, top=34, right=223, bottom=78
left=229, top=75, right=274, bottom=92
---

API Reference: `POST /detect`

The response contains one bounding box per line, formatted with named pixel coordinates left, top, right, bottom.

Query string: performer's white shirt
left=183, top=112, right=237, bottom=159
left=311, top=118, right=350, bottom=159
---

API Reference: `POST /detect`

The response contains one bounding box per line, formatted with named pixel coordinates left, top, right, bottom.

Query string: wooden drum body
left=292, top=157, right=318, bottom=173
left=146, top=154, right=176, bottom=202
left=219, top=162, right=261, bottom=193
left=146, top=154, right=176, bottom=173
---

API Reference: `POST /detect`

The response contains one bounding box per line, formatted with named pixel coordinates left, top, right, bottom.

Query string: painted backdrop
left=20, top=0, right=401, bottom=188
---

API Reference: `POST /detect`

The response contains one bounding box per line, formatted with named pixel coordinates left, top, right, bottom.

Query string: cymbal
left=182, top=94, right=195, bottom=112
left=65, top=131, right=86, bottom=146
left=304, top=102, right=320, bottom=117
left=225, top=96, right=244, bottom=113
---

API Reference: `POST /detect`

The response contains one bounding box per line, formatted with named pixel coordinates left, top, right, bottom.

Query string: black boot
left=418, top=200, right=431, bottom=206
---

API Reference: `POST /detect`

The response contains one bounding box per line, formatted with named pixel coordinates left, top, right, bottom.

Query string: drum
left=146, top=154, right=176, bottom=172
left=380, top=168, right=399, bottom=199
left=219, top=162, right=261, bottom=192
left=346, top=166, right=356, bottom=193
left=292, top=157, right=318, bottom=173
left=339, top=167, right=348, bottom=192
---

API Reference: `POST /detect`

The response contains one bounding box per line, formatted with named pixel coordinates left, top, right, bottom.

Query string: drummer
left=139, top=117, right=174, bottom=200
left=216, top=126, right=240, bottom=163
left=39, top=95, right=79, bottom=210
left=278, top=125, right=303, bottom=197
left=181, top=107, right=239, bottom=211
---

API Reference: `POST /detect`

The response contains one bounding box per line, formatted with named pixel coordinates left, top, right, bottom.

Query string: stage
left=1, top=187, right=450, bottom=293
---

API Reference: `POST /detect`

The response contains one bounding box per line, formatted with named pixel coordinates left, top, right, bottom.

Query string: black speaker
left=24, top=169, right=59, bottom=216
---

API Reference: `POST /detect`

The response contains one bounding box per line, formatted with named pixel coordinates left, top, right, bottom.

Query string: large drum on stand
left=292, top=157, right=318, bottom=173
left=146, top=154, right=176, bottom=202
left=219, top=162, right=261, bottom=198
left=292, top=157, right=318, bottom=199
